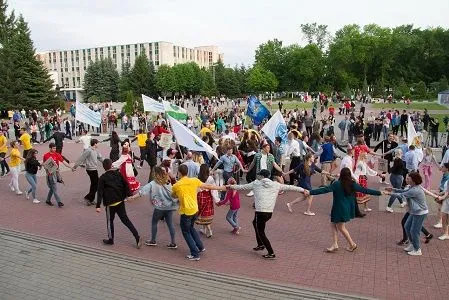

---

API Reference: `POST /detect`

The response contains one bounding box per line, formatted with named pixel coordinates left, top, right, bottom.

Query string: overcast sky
left=8, top=0, right=449, bottom=66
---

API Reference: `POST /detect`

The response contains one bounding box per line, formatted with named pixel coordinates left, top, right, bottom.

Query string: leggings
left=253, top=212, right=274, bottom=254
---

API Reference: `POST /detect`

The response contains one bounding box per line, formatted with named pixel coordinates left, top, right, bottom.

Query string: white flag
left=163, top=101, right=188, bottom=121
left=75, top=100, right=101, bottom=128
left=142, top=94, right=164, bottom=113
left=407, top=115, right=423, bottom=162
left=261, top=110, right=288, bottom=144
left=168, top=116, right=216, bottom=157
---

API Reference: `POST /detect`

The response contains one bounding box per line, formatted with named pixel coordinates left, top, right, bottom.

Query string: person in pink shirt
left=218, top=177, right=241, bottom=234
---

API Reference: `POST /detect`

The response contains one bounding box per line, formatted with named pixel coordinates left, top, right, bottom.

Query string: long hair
left=153, top=166, right=168, bottom=185
left=25, top=149, right=38, bottom=163
left=198, top=164, right=210, bottom=183
left=111, top=131, right=120, bottom=144
left=303, top=153, right=313, bottom=176
left=339, top=167, right=355, bottom=196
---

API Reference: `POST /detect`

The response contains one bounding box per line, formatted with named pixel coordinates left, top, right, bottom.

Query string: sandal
left=346, top=244, right=357, bottom=252
left=325, top=247, right=339, bottom=253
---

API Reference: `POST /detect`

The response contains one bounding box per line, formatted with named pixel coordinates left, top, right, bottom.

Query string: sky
left=8, top=0, right=449, bottom=66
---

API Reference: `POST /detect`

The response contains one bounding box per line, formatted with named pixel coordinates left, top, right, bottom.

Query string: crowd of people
left=1, top=96, right=448, bottom=260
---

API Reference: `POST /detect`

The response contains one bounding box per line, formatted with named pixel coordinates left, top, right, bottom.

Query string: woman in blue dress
left=309, top=167, right=386, bottom=253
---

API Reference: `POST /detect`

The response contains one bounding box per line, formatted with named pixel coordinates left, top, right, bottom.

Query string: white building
left=37, top=41, right=223, bottom=101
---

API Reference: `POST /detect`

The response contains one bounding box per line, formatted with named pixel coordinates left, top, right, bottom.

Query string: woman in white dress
left=354, top=152, right=384, bottom=212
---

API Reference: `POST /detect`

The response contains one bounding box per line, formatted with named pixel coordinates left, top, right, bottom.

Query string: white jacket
left=232, top=178, right=304, bottom=213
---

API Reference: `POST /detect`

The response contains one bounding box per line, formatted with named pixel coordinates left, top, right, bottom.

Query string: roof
left=439, top=90, right=449, bottom=94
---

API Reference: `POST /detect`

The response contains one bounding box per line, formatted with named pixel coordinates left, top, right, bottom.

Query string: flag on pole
left=261, top=110, right=288, bottom=144
left=407, top=115, right=423, bottom=162
left=163, top=101, right=188, bottom=121
left=167, top=116, right=216, bottom=157
left=246, top=95, right=271, bottom=126
left=142, top=94, right=164, bottom=113
left=75, top=100, right=101, bottom=128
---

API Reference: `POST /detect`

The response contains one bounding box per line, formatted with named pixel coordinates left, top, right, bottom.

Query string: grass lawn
left=371, top=102, right=447, bottom=110
left=431, top=114, right=449, bottom=132
left=261, top=99, right=313, bottom=109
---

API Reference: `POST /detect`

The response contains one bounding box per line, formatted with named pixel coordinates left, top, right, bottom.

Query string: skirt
left=356, top=175, right=371, bottom=204
left=196, top=190, right=214, bottom=225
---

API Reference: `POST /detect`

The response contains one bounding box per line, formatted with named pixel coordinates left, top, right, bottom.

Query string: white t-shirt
left=79, top=135, right=91, bottom=150
left=260, top=154, right=268, bottom=170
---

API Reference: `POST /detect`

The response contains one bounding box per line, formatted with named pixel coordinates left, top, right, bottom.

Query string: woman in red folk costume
left=112, top=139, right=140, bottom=194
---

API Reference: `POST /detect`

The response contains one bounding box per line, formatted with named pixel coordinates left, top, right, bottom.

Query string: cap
left=257, top=169, right=271, bottom=178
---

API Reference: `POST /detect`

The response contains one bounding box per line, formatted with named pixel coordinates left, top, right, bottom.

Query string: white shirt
left=340, top=155, right=358, bottom=180
left=260, top=154, right=268, bottom=170
left=354, top=161, right=377, bottom=178
left=79, top=135, right=92, bottom=150
left=441, top=149, right=449, bottom=167
left=285, top=139, right=300, bottom=158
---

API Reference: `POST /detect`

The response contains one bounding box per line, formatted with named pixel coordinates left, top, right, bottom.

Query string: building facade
left=36, top=41, right=223, bottom=100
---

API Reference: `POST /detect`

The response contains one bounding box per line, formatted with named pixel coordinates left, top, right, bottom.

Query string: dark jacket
left=44, top=131, right=71, bottom=148
left=145, top=139, right=163, bottom=166
left=96, top=170, right=131, bottom=208
left=25, top=157, right=41, bottom=175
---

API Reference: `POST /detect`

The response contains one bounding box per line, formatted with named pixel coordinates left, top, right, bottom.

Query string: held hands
left=303, top=190, right=310, bottom=197
left=96, top=208, right=101, bottom=213
left=384, top=187, right=393, bottom=192
left=381, top=190, right=391, bottom=196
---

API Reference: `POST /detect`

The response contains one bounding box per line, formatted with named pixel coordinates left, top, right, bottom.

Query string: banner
left=167, top=116, right=216, bottom=157
left=159, top=133, right=173, bottom=148
left=163, top=101, right=188, bottom=121
left=75, top=100, right=101, bottom=128
left=261, top=110, right=288, bottom=144
left=407, top=115, right=423, bottom=162
left=246, top=95, right=270, bottom=126
left=142, top=94, right=164, bottom=113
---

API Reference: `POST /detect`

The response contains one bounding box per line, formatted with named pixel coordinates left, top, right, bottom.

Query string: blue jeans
left=404, top=214, right=427, bottom=251
left=25, top=172, right=37, bottom=199
left=46, top=174, right=61, bottom=203
left=226, top=209, right=239, bottom=228
left=387, top=174, right=404, bottom=207
left=180, top=214, right=204, bottom=258
left=151, top=209, right=176, bottom=244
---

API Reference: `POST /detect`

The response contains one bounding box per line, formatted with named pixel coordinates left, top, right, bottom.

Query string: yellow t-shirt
left=199, top=127, right=212, bottom=137
left=0, top=135, right=7, bottom=153
left=172, top=177, right=203, bottom=216
left=136, top=134, right=147, bottom=147
left=19, top=133, right=32, bottom=150
left=9, top=148, right=21, bottom=167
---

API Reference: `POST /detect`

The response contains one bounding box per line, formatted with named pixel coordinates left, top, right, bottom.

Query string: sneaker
left=253, top=245, right=265, bottom=251
left=286, top=203, right=293, bottom=213
left=425, top=234, right=433, bottom=244
left=434, top=223, right=443, bottom=229
left=397, top=239, right=409, bottom=246
left=186, top=255, right=200, bottom=261
left=102, top=239, right=114, bottom=245
left=246, top=191, right=254, bottom=197
left=5, top=170, right=10, bottom=176
left=304, top=211, right=316, bottom=216
left=407, top=249, right=422, bottom=256
left=235, top=226, right=241, bottom=235
left=403, top=244, right=414, bottom=252
left=199, top=248, right=206, bottom=253
left=364, top=208, right=372, bottom=212
left=385, top=207, right=394, bottom=213
left=136, top=237, right=142, bottom=249
left=45, top=200, right=54, bottom=206
left=167, top=243, right=178, bottom=249
left=262, top=253, right=276, bottom=260
left=32, top=199, right=40, bottom=204
left=9, top=183, right=14, bottom=192
left=15, top=191, right=23, bottom=195
left=25, top=191, right=30, bottom=199
left=57, top=202, right=64, bottom=207
left=438, top=234, right=449, bottom=240
left=400, top=202, right=407, bottom=208
left=145, top=240, right=157, bottom=246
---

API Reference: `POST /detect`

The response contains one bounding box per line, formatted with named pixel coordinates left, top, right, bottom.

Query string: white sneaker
left=407, top=249, right=422, bottom=256
left=16, top=191, right=23, bottom=195
left=404, top=244, right=414, bottom=252
left=9, top=183, right=14, bottom=192
left=25, top=191, right=30, bottom=199
left=438, top=234, right=449, bottom=240
left=32, top=199, right=40, bottom=204
left=246, top=191, right=254, bottom=197
left=400, top=202, right=407, bottom=208
left=364, top=208, right=372, bottom=212
left=385, top=207, right=394, bottom=213
left=434, top=223, right=443, bottom=229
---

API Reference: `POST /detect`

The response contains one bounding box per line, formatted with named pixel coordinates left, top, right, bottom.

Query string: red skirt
left=356, top=175, right=370, bottom=204
left=196, top=190, right=214, bottom=225
left=233, top=125, right=241, bottom=134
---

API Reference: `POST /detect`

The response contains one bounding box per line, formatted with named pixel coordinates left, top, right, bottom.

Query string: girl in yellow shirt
left=4, top=141, right=25, bottom=194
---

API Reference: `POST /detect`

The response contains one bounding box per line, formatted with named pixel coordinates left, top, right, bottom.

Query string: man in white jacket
left=229, top=169, right=309, bottom=259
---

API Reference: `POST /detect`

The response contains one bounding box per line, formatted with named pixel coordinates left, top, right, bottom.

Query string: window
left=65, top=68, right=68, bottom=72
left=155, top=61, right=159, bottom=66
left=72, top=67, right=74, bottom=71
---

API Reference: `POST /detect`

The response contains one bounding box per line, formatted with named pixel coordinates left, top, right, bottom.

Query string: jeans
left=401, top=212, right=430, bottom=243
left=151, top=209, right=176, bottom=244
left=226, top=209, right=239, bottom=228
left=340, top=129, right=345, bottom=142
left=25, top=172, right=37, bottom=199
left=253, top=212, right=274, bottom=254
left=106, top=201, right=139, bottom=242
left=180, top=214, right=204, bottom=258
left=404, top=213, right=427, bottom=251
left=387, top=174, right=404, bottom=207
left=0, top=152, right=10, bottom=174
left=85, top=170, right=99, bottom=202
left=46, top=174, right=61, bottom=203
left=10, top=166, right=20, bottom=192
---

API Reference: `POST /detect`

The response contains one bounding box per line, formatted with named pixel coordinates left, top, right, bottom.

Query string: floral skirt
left=356, top=175, right=371, bottom=204
left=127, top=176, right=141, bottom=194
left=196, top=190, right=214, bottom=225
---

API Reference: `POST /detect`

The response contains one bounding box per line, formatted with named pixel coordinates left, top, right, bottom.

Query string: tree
left=129, top=53, right=156, bottom=97
left=300, top=23, right=331, bottom=50
left=118, top=61, right=132, bottom=100
left=414, top=81, right=428, bottom=99
left=155, top=64, right=175, bottom=98
left=254, top=39, right=286, bottom=91
left=247, top=64, right=278, bottom=93
left=0, top=14, right=59, bottom=110
left=438, top=75, right=449, bottom=93
left=200, top=67, right=216, bottom=96
left=84, top=58, right=119, bottom=101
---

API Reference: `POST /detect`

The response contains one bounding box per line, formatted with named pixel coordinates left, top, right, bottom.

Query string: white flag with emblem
left=142, top=94, right=164, bottom=113
left=261, top=110, right=288, bottom=144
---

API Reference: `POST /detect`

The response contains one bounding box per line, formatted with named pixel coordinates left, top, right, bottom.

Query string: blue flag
left=246, top=96, right=271, bottom=126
